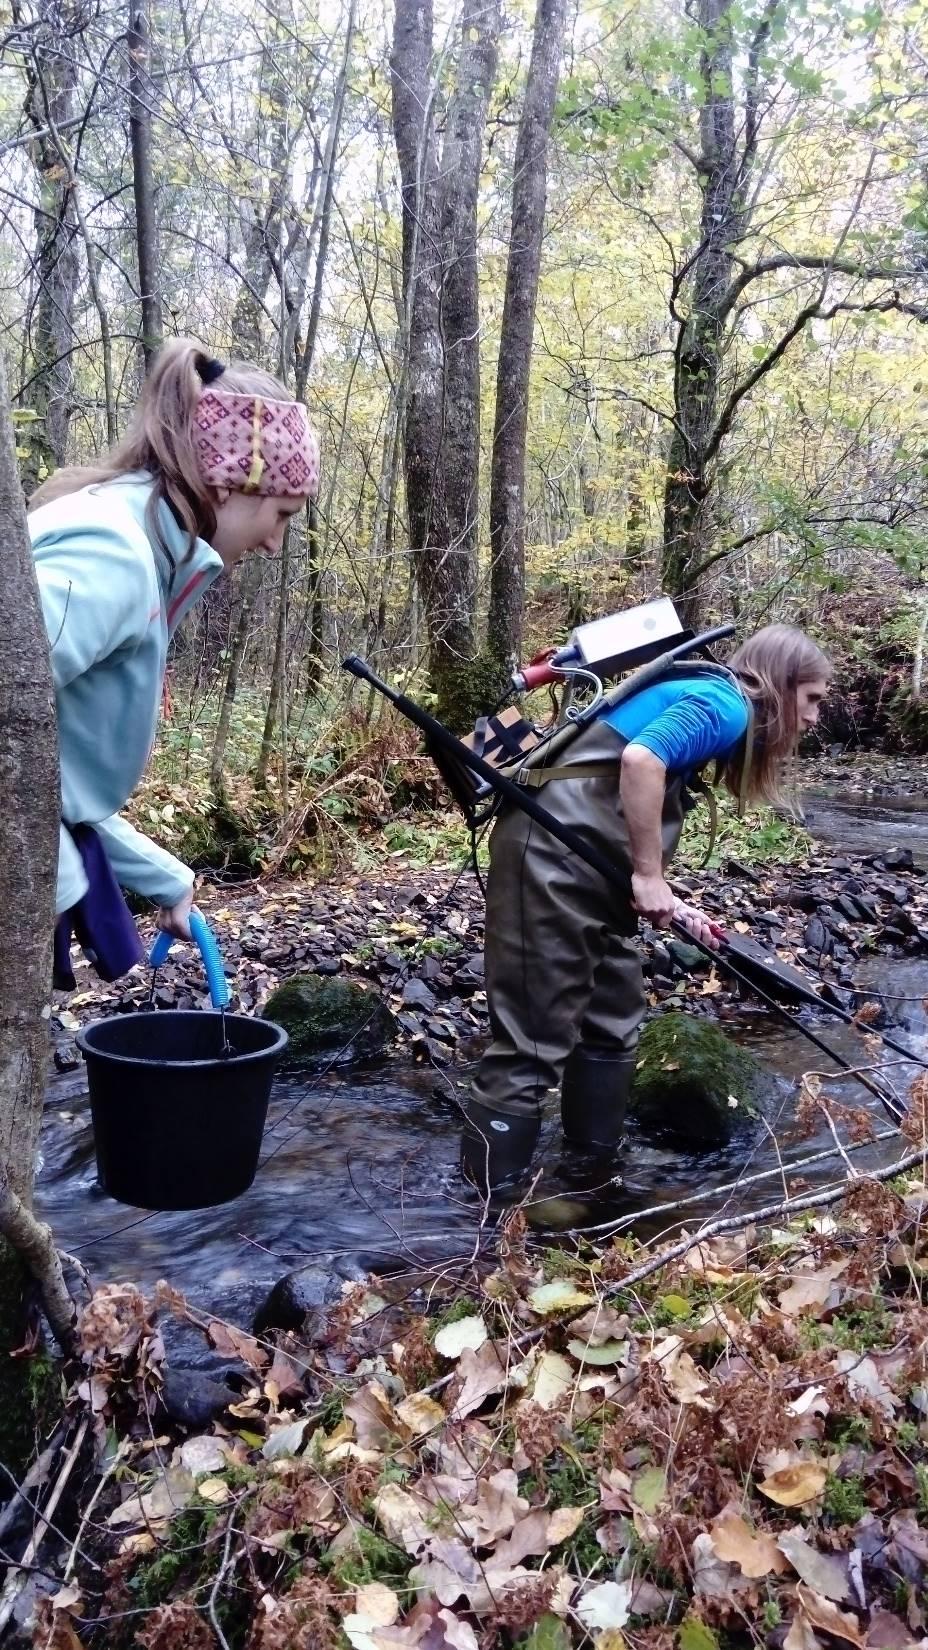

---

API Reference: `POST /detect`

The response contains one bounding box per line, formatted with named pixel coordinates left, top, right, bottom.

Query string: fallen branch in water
left=606, top=1143, right=928, bottom=1297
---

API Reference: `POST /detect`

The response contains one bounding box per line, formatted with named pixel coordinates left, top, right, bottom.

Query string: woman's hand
left=156, top=887, right=195, bottom=941
left=673, top=900, right=725, bottom=950
left=631, top=871, right=677, bottom=927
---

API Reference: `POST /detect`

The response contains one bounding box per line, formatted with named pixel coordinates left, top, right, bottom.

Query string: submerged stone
left=629, top=1011, right=770, bottom=1145
left=263, top=974, right=397, bottom=1066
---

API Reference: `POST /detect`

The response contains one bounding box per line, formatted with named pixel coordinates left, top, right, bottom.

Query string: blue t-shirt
left=598, top=673, right=749, bottom=775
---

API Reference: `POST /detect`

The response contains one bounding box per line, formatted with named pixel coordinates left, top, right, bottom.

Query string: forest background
left=3, top=0, right=928, bottom=878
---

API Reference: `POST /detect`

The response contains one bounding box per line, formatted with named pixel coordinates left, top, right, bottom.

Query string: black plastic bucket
left=77, top=1011, right=288, bottom=1211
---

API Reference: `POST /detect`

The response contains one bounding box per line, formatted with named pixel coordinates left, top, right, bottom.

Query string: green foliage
left=321, top=1523, right=411, bottom=1590
left=823, top=1473, right=867, bottom=1525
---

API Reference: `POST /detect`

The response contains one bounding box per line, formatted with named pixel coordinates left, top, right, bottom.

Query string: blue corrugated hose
left=148, top=910, right=231, bottom=1010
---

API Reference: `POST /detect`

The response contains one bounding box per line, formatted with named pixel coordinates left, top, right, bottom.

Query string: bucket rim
left=76, top=1009, right=288, bottom=1069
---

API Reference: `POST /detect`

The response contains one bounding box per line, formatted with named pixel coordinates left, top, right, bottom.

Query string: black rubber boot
left=561, top=1044, right=635, bottom=1148
left=460, top=1102, right=540, bottom=1194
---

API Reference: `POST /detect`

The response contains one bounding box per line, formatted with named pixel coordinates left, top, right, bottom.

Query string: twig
left=63, top=1438, right=130, bottom=1583
left=0, top=1416, right=89, bottom=1633
left=571, top=1126, right=901, bottom=1237
left=0, top=1425, right=66, bottom=1548
left=606, top=1146, right=928, bottom=1298
left=207, top=1514, right=236, bottom=1650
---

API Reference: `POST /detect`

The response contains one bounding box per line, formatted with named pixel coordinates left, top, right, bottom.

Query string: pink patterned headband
left=192, top=387, right=320, bottom=499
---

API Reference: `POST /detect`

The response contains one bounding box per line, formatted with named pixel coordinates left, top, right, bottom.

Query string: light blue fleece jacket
left=30, top=475, right=224, bottom=914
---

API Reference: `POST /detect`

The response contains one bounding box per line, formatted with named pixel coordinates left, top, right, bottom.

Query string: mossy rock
left=0, top=1238, right=61, bottom=1479
left=263, top=974, right=397, bottom=1066
left=629, top=1011, right=770, bottom=1145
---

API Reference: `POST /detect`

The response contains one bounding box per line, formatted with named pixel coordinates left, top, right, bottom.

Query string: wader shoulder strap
left=517, top=760, right=618, bottom=787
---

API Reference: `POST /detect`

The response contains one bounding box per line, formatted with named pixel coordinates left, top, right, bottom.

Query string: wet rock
left=314, top=958, right=342, bottom=977
left=160, top=1369, right=238, bottom=1428
left=884, top=848, right=915, bottom=871
left=629, top=1012, right=770, bottom=1145
left=452, top=957, right=484, bottom=995
left=253, top=1256, right=367, bottom=1336
left=53, top=1042, right=80, bottom=1073
left=667, top=939, right=710, bottom=973
left=402, top=977, right=436, bottom=1011
left=263, top=974, right=396, bottom=1065
left=834, top=895, right=865, bottom=924
left=790, top=889, right=821, bottom=913
left=803, top=917, right=832, bottom=956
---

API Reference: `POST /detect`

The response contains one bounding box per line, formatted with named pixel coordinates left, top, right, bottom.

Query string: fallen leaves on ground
left=53, top=1154, right=928, bottom=1649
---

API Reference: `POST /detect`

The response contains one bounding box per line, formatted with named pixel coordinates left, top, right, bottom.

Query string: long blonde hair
left=723, top=624, right=832, bottom=806
left=29, top=339, right=296, bottom=563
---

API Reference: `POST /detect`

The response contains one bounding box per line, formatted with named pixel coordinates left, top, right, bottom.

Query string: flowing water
left=33, top=786, right=928, bottom=1318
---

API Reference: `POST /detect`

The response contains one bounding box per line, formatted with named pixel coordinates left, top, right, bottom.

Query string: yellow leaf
left=758, top=1461, right=827, bottom=1506
left=198, top=1477, right=231, bottom=1504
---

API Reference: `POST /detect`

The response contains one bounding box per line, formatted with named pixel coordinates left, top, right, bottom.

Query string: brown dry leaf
left=691, top=1531, right=746, bottom=1599
left=197, top=1476, right=231, bottom=1505
left=410, top=1539, right=538, bottom=1617
left=206, top=1319, right=268, bottom=1370
left=356, top=1582, right=401, bottom=1624
left=395, top=1393, right=446, bottom=1438
left=459, top=1469, right=528, bottom=1543
left=785, top=1617, right=825, bottom=1650
left=709, top=1509, right=789, bottom=1578
left=778, top=1259, right=849, bottom=1318
left=369, top=1600, right=479, bottom=1650
left=264, top=1344, right=306, bottom=1403
left=797, top=1584, right=866, bottom=1646
left=450, top=1341, right=510, bottom=1419
left=490, top=1507, right=553, bottom=1567
left=345, top=1381, right=399, bottom=1450
left=758, top=1460, right=827, bottom=1507
left=78, top=1283, right=149, bottom=1358
left=372, top=1484, right=432, bottom=1554
left=568, top=1305, right=629, bottom=1347
left=778, top=1530, right=851, bottom=1602
left=599, top=1467, right=633, bottom=1511
left=650, top=1336, right=714, bottom=1408
left=548, top=1505, right=585, bottom=1544
left=107, top=1467, right=195, bottom=1530
left=866, top=1606, right=922, bottom=1648
left=833, top=1351, right=899, bottom=1418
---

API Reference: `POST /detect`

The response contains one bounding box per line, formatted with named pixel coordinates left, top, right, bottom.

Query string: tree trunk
left=661, top=0, right=745, bottom=619
left=391, top=0, right=455, bottom=672
left=296, top=0, right=356, bottom=397
left=0, top=350, right=75, bottom=1349
left=230, top=35, right=293, bottom=362
left=486, top=0, right=567, bottom=674
left=19, top=2, right=79, bottom=491
left=435, top=0, right=501, bottom=722
left=255, top=530, right=291, bottom=788
left=305, top=498, right=324, bottom=695
left=390, top=0, right=500, bottom=724
left=209, top=559, right=264, bottom=795
left=127, top=0, right=163, bottom=369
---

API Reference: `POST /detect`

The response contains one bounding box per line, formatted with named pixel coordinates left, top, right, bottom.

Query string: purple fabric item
left=53, top=824, right=146, bottom=992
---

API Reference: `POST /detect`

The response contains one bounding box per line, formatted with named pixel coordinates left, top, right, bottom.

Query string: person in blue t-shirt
left=461, top=624, right=831, bottom=1193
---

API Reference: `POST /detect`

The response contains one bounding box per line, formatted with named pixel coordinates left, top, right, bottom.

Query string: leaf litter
left=23, top=1155, right=928, bottom=1648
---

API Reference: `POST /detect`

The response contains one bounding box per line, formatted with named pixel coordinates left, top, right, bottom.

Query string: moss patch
left=0, top=1238, right=61, bottom=1478
left=263, top=974, right=397, bottom=1066
left=629, top=1011, right=770, bottom=1144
